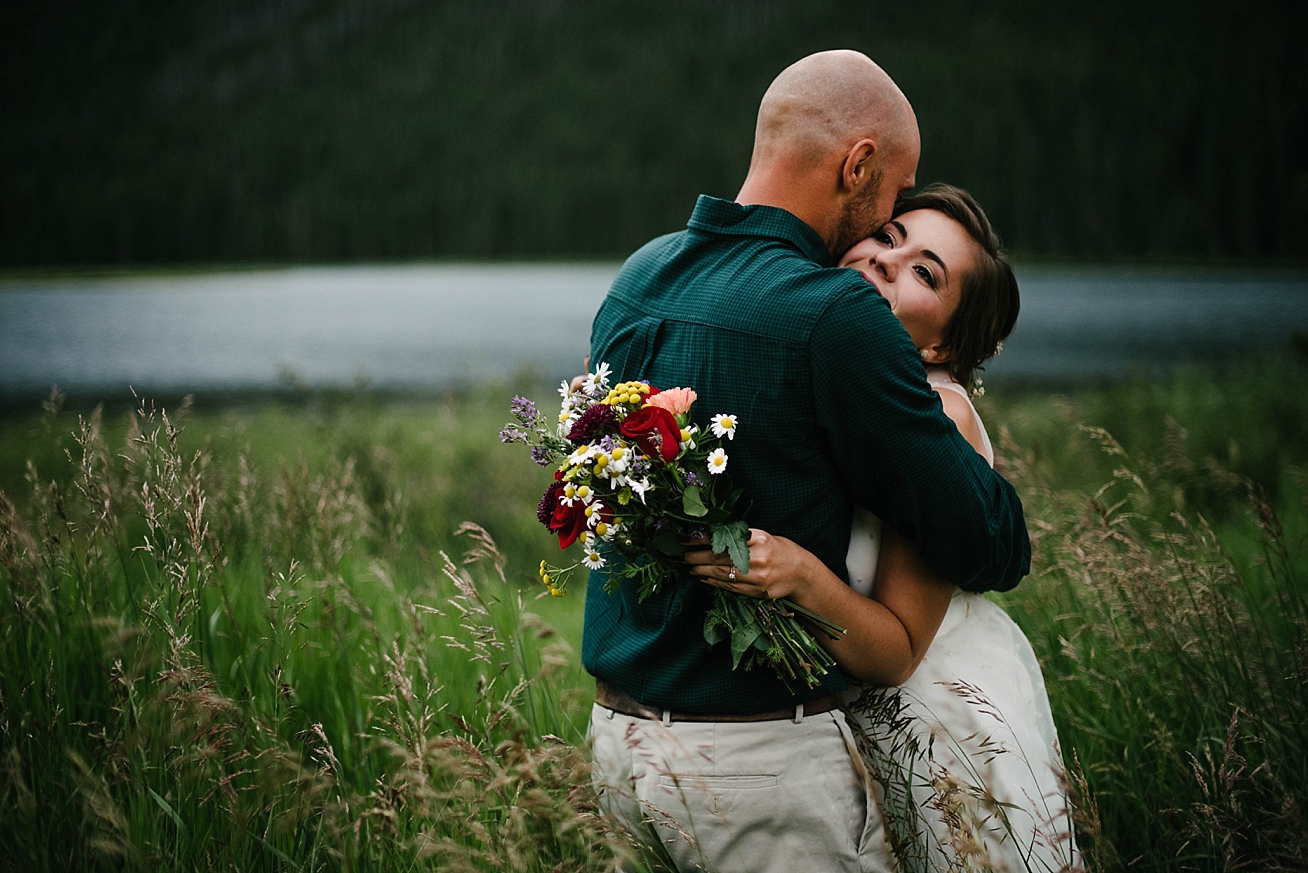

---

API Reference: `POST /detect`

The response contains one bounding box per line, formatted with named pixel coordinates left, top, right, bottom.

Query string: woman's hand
left=683, top=529, right=821, bottom=601
left=684, top=525, right=953, bottom=686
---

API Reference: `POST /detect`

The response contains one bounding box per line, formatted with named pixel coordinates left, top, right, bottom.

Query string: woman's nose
left=871, top=252, right=896, bottom=281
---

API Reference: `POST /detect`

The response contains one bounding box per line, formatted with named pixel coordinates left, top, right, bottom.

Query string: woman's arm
left=686, top=527, right=952, bottom=685
left=686, top=383, right=990, bottom=684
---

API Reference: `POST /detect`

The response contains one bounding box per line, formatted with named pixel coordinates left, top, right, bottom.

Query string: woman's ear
left=919, top=345, right=948, bottom=365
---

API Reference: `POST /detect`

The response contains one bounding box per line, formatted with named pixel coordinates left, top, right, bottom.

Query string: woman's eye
left=913, top=264, right=937, bottom=288
left=872, top=231, right=893, bottom=245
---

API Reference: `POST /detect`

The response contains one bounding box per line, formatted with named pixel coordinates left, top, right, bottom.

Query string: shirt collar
left=686, top=195, right=835, bottom=267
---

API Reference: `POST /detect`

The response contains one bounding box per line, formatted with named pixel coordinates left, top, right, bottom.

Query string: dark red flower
left=620, top=405, right=681, bottom=462
left=568, top=403, right=618, bottom=443
left=537, top=480, right=564, bottom=528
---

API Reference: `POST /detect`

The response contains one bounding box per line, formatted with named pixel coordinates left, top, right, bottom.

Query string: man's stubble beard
left=829, top=166, right=885, bottom=260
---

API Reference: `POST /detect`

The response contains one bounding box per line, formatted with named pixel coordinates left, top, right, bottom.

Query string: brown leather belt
left=595, top=677, right=840, bottom=724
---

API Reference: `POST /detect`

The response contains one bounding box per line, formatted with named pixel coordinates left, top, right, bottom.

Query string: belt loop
left=662, top=709, right=673, bottom=727
left=792, top=704, right=803, bottom=724
left=605, top=707, right=616, bottom=720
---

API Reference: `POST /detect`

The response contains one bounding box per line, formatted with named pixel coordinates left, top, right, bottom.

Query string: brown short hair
left=891, top=184, right=1019, bottom=392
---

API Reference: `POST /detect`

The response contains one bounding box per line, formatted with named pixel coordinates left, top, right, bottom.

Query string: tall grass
left=2, top=352, right=1306, bottom=870
left=986, top=353, right=1308, bottom=871
left=0, top=394, right=645, bottom=871
left=996, top=427, right=1307, bottom=870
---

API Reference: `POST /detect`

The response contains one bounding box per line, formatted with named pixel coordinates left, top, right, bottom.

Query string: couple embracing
left=583, top=50, right=1076, bottom=871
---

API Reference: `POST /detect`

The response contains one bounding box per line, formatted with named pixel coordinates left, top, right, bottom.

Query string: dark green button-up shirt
left=583, top=195, right=1031, bottom=713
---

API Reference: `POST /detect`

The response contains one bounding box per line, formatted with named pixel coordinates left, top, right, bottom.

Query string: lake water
left=2, top=264, right=1306, bottom=402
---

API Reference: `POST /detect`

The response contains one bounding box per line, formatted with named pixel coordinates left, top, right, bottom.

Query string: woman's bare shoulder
left=935, top=386, right=987, bottom=457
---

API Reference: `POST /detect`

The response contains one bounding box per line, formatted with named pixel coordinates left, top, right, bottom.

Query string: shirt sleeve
left=810, top=282, right=1031, bottom=592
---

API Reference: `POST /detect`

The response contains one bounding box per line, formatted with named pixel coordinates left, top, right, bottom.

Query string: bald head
left=753, top=50, right=918, bottom=170
left=738, top=50, right=921, bottom=255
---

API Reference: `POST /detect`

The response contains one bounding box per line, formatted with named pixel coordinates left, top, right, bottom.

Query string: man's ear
left=840, top=138, right=878, bottom=194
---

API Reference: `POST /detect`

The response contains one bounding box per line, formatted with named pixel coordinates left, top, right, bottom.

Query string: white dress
left=842, top=368, right=1078, bottom=872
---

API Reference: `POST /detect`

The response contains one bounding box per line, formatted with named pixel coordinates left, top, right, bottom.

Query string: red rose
left=549, top=497, right=589, bottom=549
left=620, top=405, right=681, bottom=462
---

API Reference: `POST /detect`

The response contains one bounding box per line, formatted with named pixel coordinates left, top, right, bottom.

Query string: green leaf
left=712, top=520, right=751, bottom=574
left=704, top=619, right=729, bottom=647
left=727, top=601, right=762, bottom=669
left=650, top=529, right=686, bottom=556
left=682, top=485, right=708, bottom=518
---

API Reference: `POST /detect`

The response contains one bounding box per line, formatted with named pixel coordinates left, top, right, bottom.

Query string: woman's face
left=838, top=208, right=978, bottom=362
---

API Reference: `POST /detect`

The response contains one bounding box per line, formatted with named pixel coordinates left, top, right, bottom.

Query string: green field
left=2, top=351, right=1306, bottom=870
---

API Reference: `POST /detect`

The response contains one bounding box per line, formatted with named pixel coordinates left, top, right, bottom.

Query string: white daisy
left=584, top=499, right=607, bottom=528
left=710, top=414, right=738, bottom=440
left=568, top=443, right=596, bottom=467
left=679, top=425, right=698, bottom=452
left=582, top=548, right=606, bottom=570
left=557, top=395, right=582, bottom=436
left=583, top=362, right=612, bottom=396
left=707, top=448, right=728, bottom=475
left=629, top=477, right=653, bottom=504
left=601, top=445, right=627, bottom=479
left=558, top=380, right=572, bottom=399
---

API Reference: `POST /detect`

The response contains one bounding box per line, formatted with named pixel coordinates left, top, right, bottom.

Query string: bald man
left=584, top=51, right=1030, bottom=872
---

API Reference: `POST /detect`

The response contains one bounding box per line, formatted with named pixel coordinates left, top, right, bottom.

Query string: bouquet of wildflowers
left=502, top=362, right=843, bottom=692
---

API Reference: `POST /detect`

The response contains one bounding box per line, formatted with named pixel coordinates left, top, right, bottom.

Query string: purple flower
left=568, top=404, right=618, bottom=443
left=511, top=395, right=542, bottom=427
left=530, top=446, right=552, bottom=467
left=685, top=471, right=702, bottom=487
left=499, top=425, right=527, bottom=444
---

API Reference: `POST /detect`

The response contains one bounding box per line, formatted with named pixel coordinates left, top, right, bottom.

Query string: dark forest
left=3, top=0, right=1304, bottom=265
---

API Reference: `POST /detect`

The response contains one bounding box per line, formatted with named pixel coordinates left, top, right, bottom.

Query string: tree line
left=2, top=0, right=1304, bottom=265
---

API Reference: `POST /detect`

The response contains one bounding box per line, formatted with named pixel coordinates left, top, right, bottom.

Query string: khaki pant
left=589, top=703, right=895, bottom=873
